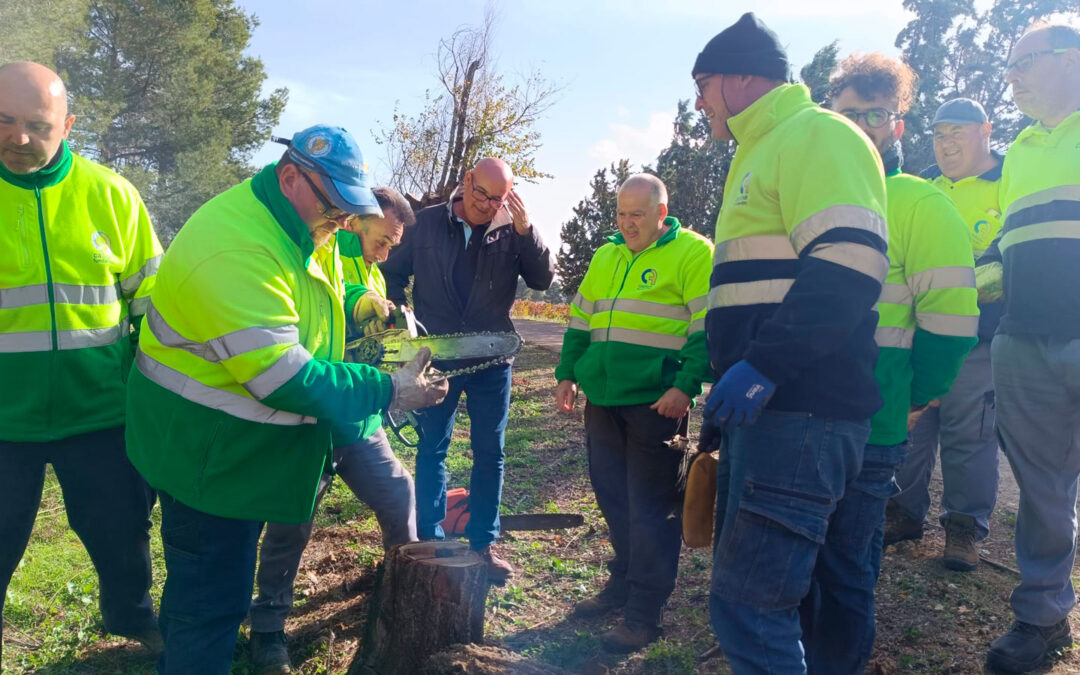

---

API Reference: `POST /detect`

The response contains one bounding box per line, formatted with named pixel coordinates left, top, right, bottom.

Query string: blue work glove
left=705, top=360, right=776, bottom=428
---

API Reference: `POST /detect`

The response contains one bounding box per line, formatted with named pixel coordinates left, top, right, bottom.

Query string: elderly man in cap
left=886, top=98, right=1005, bottom=570
left=126, top=125, right=448, bottom=674
left=0, top=61, right=163, bottom=660
left=692, top=13, right=890, bottom=673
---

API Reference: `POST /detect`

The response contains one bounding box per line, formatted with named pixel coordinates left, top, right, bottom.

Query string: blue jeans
left=157, top=492, right=264, bottom=675
left=709, top=410, right=871, bottom=674
left=800, top=442, right=907, bottom=674
left=414, top=364, right=511, bottom=549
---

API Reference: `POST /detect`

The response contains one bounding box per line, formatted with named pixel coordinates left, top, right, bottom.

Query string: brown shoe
left=601, top=621, right=661, bottom=653
left=884, top=501, right=923, bottom=547
left=478, top=546, right=514, bottom=583
left=943, top=514, right=979, bottom=571
left=572, top=583, right=627, bottom=618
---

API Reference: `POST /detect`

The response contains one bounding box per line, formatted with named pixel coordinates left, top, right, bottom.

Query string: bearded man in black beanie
left=693, top=12, right=891, bottom=674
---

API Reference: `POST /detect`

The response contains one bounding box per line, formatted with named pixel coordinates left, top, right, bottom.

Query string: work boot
left=571, top=582, right=627, bottom=618
left=883, top=501, right=923, bottom=547
left=943, top=513, right=979, bottom=571
left=601, top=620, right=662, bottom=653
left=986, top=620, right=1072, bottom=673
left=478, top=546, right=514, bottom=584
left=250, top=630, right=292, bottom=674
left=126, top=626, right=164, bottom=655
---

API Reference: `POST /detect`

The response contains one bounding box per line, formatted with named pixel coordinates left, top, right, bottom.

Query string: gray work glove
left=388, top=346, right=449, bottom=412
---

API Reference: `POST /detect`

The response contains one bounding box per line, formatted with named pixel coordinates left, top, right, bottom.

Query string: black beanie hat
left=692, top=12, right=790, bottom=81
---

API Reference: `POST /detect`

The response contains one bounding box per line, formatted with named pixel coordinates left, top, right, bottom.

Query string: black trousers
left=0, top=426, right=156, bottom=660
left=585, top=403, right=687, bottom=626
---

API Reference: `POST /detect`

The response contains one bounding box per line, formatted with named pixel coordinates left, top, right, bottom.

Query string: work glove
left=705, top=360, right=776, bottom=428
left=388, top=347, right=449, bottom=412
left=974, top=262, right=1003, bottom=303
left=353, top=290, right=395, bottom=324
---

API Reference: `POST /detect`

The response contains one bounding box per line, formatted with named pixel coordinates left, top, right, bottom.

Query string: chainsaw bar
left=346, top=331, right=522, bottom=371
left=500, top=513, right=585, bottom=532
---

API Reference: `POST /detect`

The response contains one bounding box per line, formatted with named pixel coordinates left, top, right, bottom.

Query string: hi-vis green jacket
left=338, top=230, right=386, bottom=297
left=870, top=150, right=978, bottom=446
left=555, top=218, right=713, bottom=406
left=0, top=141, right=162, bottom=442
left=126, top=164, right=392, bottom=524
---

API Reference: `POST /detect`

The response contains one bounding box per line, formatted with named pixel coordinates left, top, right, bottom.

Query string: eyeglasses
left=839, top=108, right=900, bottom=129
left=1006, top=48, right=1074, bottom=74
left=298, top=170, right=352, bottom=223
left=471, top=183, right=507, bottom=207
left=694, top=74, right=720, bottom=99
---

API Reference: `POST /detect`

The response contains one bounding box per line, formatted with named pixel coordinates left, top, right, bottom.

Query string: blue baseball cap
left=272, top=125, right=382, bottom=217
left=932, top=98, right=989, bottom=126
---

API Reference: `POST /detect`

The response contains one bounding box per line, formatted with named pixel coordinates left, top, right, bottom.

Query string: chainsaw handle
left=385, top=409, right=422, bottom=448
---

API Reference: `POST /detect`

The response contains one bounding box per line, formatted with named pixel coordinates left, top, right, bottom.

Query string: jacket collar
left=251, top=162, right=316, bottom=264
left=727, top=84, right=815, bottom=147
left=607, top=216, right=682, bottom=250
left=0, top=140, right=73, bottom=190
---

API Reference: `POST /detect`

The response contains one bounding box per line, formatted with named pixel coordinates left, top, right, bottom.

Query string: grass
left=6, top=344, right=1080, bottom=673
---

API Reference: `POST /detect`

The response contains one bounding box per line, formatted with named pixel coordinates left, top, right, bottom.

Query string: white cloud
left=587, top=110, right=675, bottom=167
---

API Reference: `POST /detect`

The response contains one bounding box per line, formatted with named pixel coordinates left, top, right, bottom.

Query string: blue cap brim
left=323, top=176, right=383, bottom=217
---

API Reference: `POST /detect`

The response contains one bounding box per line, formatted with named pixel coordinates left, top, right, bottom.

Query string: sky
left=242, top=0, right=919, bottom=249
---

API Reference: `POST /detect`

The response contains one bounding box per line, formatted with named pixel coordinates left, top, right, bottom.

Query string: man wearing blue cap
left=125, top=124, right=449, bottom=674
left=887, top=98, right=1005, bottom=571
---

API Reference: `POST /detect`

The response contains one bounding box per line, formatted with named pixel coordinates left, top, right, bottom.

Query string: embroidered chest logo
left=973, top=219, right=989, bottom=234
left=91, top=231, right=120, bottom=265
left=638, top=268, right=658, bottom=290
left=734, top=171, right=752, bottom=206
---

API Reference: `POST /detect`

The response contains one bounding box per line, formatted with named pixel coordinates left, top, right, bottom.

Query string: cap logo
left=306, top=134, right=332, bottom=158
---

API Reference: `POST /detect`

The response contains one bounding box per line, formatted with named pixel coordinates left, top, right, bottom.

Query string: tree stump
left=351, top=541, right=489, bottom=675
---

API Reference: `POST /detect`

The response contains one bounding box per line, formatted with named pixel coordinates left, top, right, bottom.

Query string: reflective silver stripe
left=875, top=326, right=914, bottom=349
left=0, top=284, right=49, bottom=309
left=714, top=235, right=796, bottom=264
left=53, top=283, right=120, bottom=305
left=57, top=319, right=129, bottom=349
left=689, top=318, right=705, bottom=334
left=707, top=279, right=793, bottom=309
left=1004, top=185, right=1080, bottom=219
left=568, top=317, right=589, bottom=331
left=0, top=330, right=53, bottom=353
left=807, top=242, right=889, bottom=281
left=916, top=312, right=979, bottom=337
left=244, top=344, right=313, bottom=399
left=136, top=350, right=316, bottom=426
left=687, top=295, right=708, bottom=315
left=1000, top=220, right=1080, bottom=253
left=571, top=292, right=593, bottom=315
left=593, top=298, right=690, bottom=322
left=119, top=255, right=163, bottom=296
left=590, top=327, right=686, bottom=351
left=879, top=283, right=912, bottom=305
left=147, top=302, right=299, bottom=363
left=790, top=205, right=889, bottom=254
left=907, top=266, right=975, bottom=296
left=129, top=296, right=150, bottom=318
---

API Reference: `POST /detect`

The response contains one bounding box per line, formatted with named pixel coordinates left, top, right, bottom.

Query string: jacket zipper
left=34, top=187, right=58, bottom=351
left=16, top=204, right=31, bottom=269
left=607, top=247, right=651, bottom=336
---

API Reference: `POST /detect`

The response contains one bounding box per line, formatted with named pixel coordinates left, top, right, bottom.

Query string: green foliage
left=0, top=0, right=89, bottom=68
left=801, top=40, right=841, bottom=104
left=55, top=0, right=287, bottom=242
left=555, top=159, right=631, bottom=296
left=896, top=0, right=1080, bottom=172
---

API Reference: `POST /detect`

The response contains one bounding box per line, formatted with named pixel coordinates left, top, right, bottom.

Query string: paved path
left=513, top=318, right=566, bottom=353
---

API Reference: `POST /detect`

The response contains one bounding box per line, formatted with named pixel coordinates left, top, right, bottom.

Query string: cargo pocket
left=712, top=480, right=835, bottom=609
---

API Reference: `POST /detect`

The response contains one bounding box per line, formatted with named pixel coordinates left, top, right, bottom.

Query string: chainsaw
left=345, top=307, right=522, bottom=447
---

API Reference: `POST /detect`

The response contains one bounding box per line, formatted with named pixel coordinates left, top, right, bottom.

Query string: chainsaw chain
left=347, top=331, right=519, bottom=380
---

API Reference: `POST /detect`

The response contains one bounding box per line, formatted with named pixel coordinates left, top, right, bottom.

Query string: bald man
left=0, top=62, right=163, bottom=657
left=382, top=158, right=554, bottom=581
left=555, top=174, right=712, bottom=652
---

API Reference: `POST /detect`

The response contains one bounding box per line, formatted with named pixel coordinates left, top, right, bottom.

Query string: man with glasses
left=885, top=98, right=1005, bottom=571
left=382, top=157, right=554, bottom=582
left=691, top=14, right=889, bottom=672
left=813, top=53, right=977, bottom=673
left=125, top=124, right=449, bottom=673
left=977, top=24, right=1080, bottom=672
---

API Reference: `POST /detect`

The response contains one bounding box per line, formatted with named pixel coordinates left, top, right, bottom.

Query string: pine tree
left=555, top=160, right=632, bottom=297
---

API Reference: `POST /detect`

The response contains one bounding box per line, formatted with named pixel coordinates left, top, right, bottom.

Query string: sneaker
left=250, top=630, right=292, bottom=675
left=943, top=514, right=979, bottom=572
left=986, top=619, right=1072, bottom=673
left=127, top=626, right=164, bottom=655
left=601, top=620, right=662, bottom=653
left=884, top=501, right=923, bottom=547
left=477, top=546, right=514, bottom=584
left=571, top=583, right=627, bottom=618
